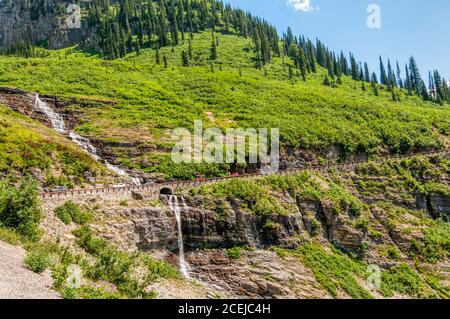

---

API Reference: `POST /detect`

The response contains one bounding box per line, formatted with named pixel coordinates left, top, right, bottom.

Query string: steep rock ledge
left=0, top=0, right=95, bottom=49
left=107, top=201, right=306, bottom=253
left=416, top=193, right=450, bottom=221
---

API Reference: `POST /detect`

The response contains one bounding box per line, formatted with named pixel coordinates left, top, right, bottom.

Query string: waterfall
left=34, top=95, right=66, bottom=133
left=34, top=94, right=141, bottom=185
left=168, top=195, right=190, bottom=279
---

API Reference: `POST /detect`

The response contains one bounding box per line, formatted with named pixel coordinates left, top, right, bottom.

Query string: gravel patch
left=0, top=240, right=60, bottom=299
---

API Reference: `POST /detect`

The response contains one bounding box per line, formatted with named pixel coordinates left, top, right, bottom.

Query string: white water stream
left=34, top=95, right=141, bottom=185
left=168, top=195, right=191, bottom=279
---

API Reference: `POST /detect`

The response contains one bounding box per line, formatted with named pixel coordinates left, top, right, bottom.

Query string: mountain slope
left=0, top=31, right=449, bottom=181
left=0, top=0, right=449, bottom=301
left=0, top=104, right=110, bottom=187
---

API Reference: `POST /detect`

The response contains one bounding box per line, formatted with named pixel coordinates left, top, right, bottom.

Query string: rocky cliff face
left=96, top=198, right=306, bottom=253
left=186, top=249, right=331, bottom=299
left=0, top=0, right=94, bottom=49
left=73, top=193, right=376, bottom=271
left=417, top=193, right=450, bottom=222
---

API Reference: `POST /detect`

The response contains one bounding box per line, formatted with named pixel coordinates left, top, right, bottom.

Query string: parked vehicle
left=48, top=186, right=68, bottom=193
left=195, top=175, right=207, bottom=182
left=230, top=172, right=240, bottom=177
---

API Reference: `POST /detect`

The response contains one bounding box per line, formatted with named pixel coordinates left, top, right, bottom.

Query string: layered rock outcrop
left=110, top=199, right=306, bottom=252
left=416, top=193, right=450, bottom=221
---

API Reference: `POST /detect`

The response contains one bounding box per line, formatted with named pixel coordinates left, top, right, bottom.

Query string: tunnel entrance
left=160, top=187, right=173, bottom=195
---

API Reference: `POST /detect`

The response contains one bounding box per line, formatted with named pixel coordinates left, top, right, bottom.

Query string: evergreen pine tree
left=288, top=65, right=293, bottom=79
left=210, top=32, right=218, bottom=60
left=405, top=64, right=413, bottom=95
left=340, top=51, right=349, bottom=75
left=350, top=54, right=359, bottom=81
left=408, top=56, right=424, bottom=94
left=181, top=50, right=189, bottom=67
left=359, top=63, right=364, bottom=81
left=307, top=40, right=316, bottom=73
left=379, top=56, right=388, bottom=85
left=155, top=46, right=161, bottom=65
left=298, top=48, right=307, bottom=81
left=188, top=38, right=193, bottom=60
left=396, top=61, right=403, bottom=88
left=135, top=39, right=140, bottom=56
left=326, top=52, right=334, bottom=78
left=387, top=59, right=396, bottom=87
left=170, top=3, right=180, bottom=45
left=371, top=81, right=379, bottom=96
left=433, top=70, right=444, bottom=102
left=364, top=63, right=371, bottom=82
left=371, top=72, right=378, bottom=84
left=158, top=2, right=169, bottom=47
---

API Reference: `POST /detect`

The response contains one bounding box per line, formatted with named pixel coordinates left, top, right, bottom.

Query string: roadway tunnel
left=159, top=187, right=173, bottom=195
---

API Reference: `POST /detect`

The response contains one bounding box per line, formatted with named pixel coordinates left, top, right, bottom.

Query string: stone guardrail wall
left=40, top=150, right=449, bottom=200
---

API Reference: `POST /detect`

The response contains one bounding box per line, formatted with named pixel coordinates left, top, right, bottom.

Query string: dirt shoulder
left=0, top=240, right=59, bottom=299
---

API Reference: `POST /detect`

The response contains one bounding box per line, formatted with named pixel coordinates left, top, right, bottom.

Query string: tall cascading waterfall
left=167, top=195, right=191, bottom=279
left=34, top=94, right=141, bottom=185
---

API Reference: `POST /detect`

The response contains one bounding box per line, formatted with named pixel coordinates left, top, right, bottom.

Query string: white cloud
left=286, top=0, right=318, bottom=12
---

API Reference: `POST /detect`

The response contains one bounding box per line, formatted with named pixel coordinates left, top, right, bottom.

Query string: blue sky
left=222, top=0, right=450, bottom=81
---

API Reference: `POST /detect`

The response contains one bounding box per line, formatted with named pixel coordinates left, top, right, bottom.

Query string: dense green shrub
left=24, top=250, right=51, bottom=273
left=44, top=175, right=74, bottom=189
left=386, top=245, right=402, bottom=260
left=226, top=246, right=243, bottom=260
left=0, top=178, right=41, bottom=241
left=62, top=286, right=123, bottom=299
left=73, top=226, right=108, bottom=255
left=55, top=201, right=92, bottom=225
left=411, top=221, right=450, bottom=263
left=191, top=178, right=288, bottom=215
left=290, top=244, right=372, bottom=299
left=72, top=226, right=178, bottom=298
left=381, top=264, right=434, bottom=298
left=0, top=227, right=21, bottom=245
left=55, top=207, right=72, bottom=225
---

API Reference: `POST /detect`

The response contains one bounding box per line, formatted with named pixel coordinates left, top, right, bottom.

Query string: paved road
left=0, top=241, right=59, bottom=299
left=40, top=149, right=449, bottom=199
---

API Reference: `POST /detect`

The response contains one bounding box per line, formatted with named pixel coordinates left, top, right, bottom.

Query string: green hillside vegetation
left=0, top=30, right=449, bottom=180
left=0, top=105, right=107, bottom=187
left=190, top=155, right=448, bottom=217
